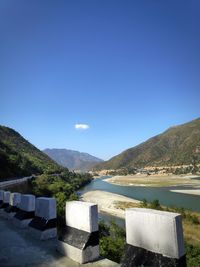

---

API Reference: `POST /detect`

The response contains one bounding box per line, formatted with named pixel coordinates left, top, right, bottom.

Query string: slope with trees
left=0, top=126, right=63, bottom=180
left=95, top=118, right=200, bottom=170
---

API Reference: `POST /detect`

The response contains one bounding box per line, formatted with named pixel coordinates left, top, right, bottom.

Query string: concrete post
left=0, top=191, right=11, bottom=217
left=3, top=191, right=10, bottom=204
left=13, top=194, right=35, bottom=228
left=121, top=208, right=186, bottom=267
left=57, top=201, right=99, bottom=264
left=29, top=197, right=57, bottom=240
left=0, top=190, right=4, bottom=206
left=5, top=193, right=21, bottom=219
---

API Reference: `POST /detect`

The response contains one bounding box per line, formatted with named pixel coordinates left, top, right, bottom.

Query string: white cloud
left=74, top=124, right=90, bottom=130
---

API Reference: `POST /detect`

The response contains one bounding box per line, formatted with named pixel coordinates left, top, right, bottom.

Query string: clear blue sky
left=1, top=0, right=200, bottom=160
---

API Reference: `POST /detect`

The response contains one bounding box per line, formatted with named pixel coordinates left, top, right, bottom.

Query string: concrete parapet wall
left=29, top=197, right=57, bottom=240
left=65, top=201, right=98, bottom=232
left=19, top=194, right=35, bottom=211
left=35, top=197, right=56, bottom=220
left=0, top=191, right=11, bottom=217
left=0, top=190, right=4, bottom=201
left=57, top=240, right=99, bottom=264
left=125, top=208, right=185, bottom=259
left=0, top=190, right=187, bottom=266
left=58, top=201, right=99, bottom=264
left=3, top=191, right=11, bottom=203
left=3, top=192, right=22, bottom=219
left=13, top=194, right=35, bottom=228
left=10, top=193, right=21, bottom=207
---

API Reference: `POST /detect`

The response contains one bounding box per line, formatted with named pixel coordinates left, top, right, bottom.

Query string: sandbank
left=81, top=190, right=140, bottom=218
left=170, top=189, right=200, bottom=196
left=104, top=174, right=200, bottom=187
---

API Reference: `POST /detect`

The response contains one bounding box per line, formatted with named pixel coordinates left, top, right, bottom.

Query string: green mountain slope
left=0, top=126, right=63, bottom=180
left=95, top=118, right=200, bottom=170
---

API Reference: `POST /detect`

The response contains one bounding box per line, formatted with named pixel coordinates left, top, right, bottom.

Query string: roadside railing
left=0, top=189, right=187, bottom=266
left=0, top=176, right=33, bottom=188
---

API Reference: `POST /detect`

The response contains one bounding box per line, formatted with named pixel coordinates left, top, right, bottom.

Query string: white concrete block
left=35, top=197, right=56, bottom=219
left=29, top=227, right=57, bottom=240
left=125, top=208, right=185, bottom=259
left=3, top=191, right=10, bottom=203
left=0, top=190, right=4, bottom=200
left=10, top=193, right=21, bottom=207
left=57, top=240, right=99, bottom=264
left=65, top=201, right=98, bottom=232
left=19, top=194, right=35, bottom=211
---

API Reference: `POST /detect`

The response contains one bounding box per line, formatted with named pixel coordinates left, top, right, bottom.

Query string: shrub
left=99, top=220, right=126, bottom=263
left=150, top=199, right=161, bottom=210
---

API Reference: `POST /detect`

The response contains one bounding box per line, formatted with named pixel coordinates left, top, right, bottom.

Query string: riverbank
left=170, top=189, right=200, bottom=196
left=104, top=174, right=200, bottom=187
left=81, top=190, right=140, bottom=218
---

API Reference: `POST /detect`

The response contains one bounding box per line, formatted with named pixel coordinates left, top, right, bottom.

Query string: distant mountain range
left=43, top=148, right=103, bottom=171
left=0, top=126, right=63, bottom=180
left=94, top=117, right=200, bottom=170
left=1, top=117, right=199, bottom=178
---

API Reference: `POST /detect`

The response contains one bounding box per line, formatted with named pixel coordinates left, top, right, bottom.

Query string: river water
left=80, top=176, right=200, bottom=212
left=80, top=176, right=200, bottom=227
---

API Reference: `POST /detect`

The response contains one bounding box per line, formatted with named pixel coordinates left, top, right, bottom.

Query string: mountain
left=43, top=148, right=103, bottom=171
left=94, top=118, right=200, bottom=170
left=0, top=126, right=63, bottom=180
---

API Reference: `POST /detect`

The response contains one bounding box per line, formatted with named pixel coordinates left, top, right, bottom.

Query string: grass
left=184, top=222, right=200, bottom=246
left=114, top=201, right=139, bottom=210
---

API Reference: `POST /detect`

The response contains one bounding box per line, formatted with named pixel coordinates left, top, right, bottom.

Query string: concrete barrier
left=0, top=190, right=188, bottom=266
left=0, top=176, right=32, bottom=188
left=13, top=194, right=35, bottom=228
left=5, top=193, right=21, bottom=219
left=121, top=208, right=186, bottom=267
left=0, top=191, right=11, bottom=217
left=3, top=191, right=10, bottom=204
left=0, top=190, right=4, bottom=206
left=57, top=201, right=99, bottom=264
left=29, top=197, right=57, bottom=240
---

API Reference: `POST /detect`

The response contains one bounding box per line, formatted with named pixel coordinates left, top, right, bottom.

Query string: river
left=80, top=176, right=200, bottom=212
left=80, top=175, right=200, bottom=227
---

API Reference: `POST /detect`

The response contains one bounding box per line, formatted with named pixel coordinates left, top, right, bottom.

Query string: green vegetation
left=140, top=198, right=162, bottom=209
left=171, top=165, right=200, bottom=175
left=99, top=220, right=126, bottom=263
left=94, top=117, right=200, bottom=170
left=30, top=170, right=92, bottom=221
left=105, top=167, right=137, bottom=176
left=0, top=126, right=63, bottom=180
left=185, top=243, right=200, bottom=267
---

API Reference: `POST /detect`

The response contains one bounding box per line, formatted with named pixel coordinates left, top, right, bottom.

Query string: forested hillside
left=95, top=118, right=200, bottom=170
left=0, top=126, right=63, bottom=180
